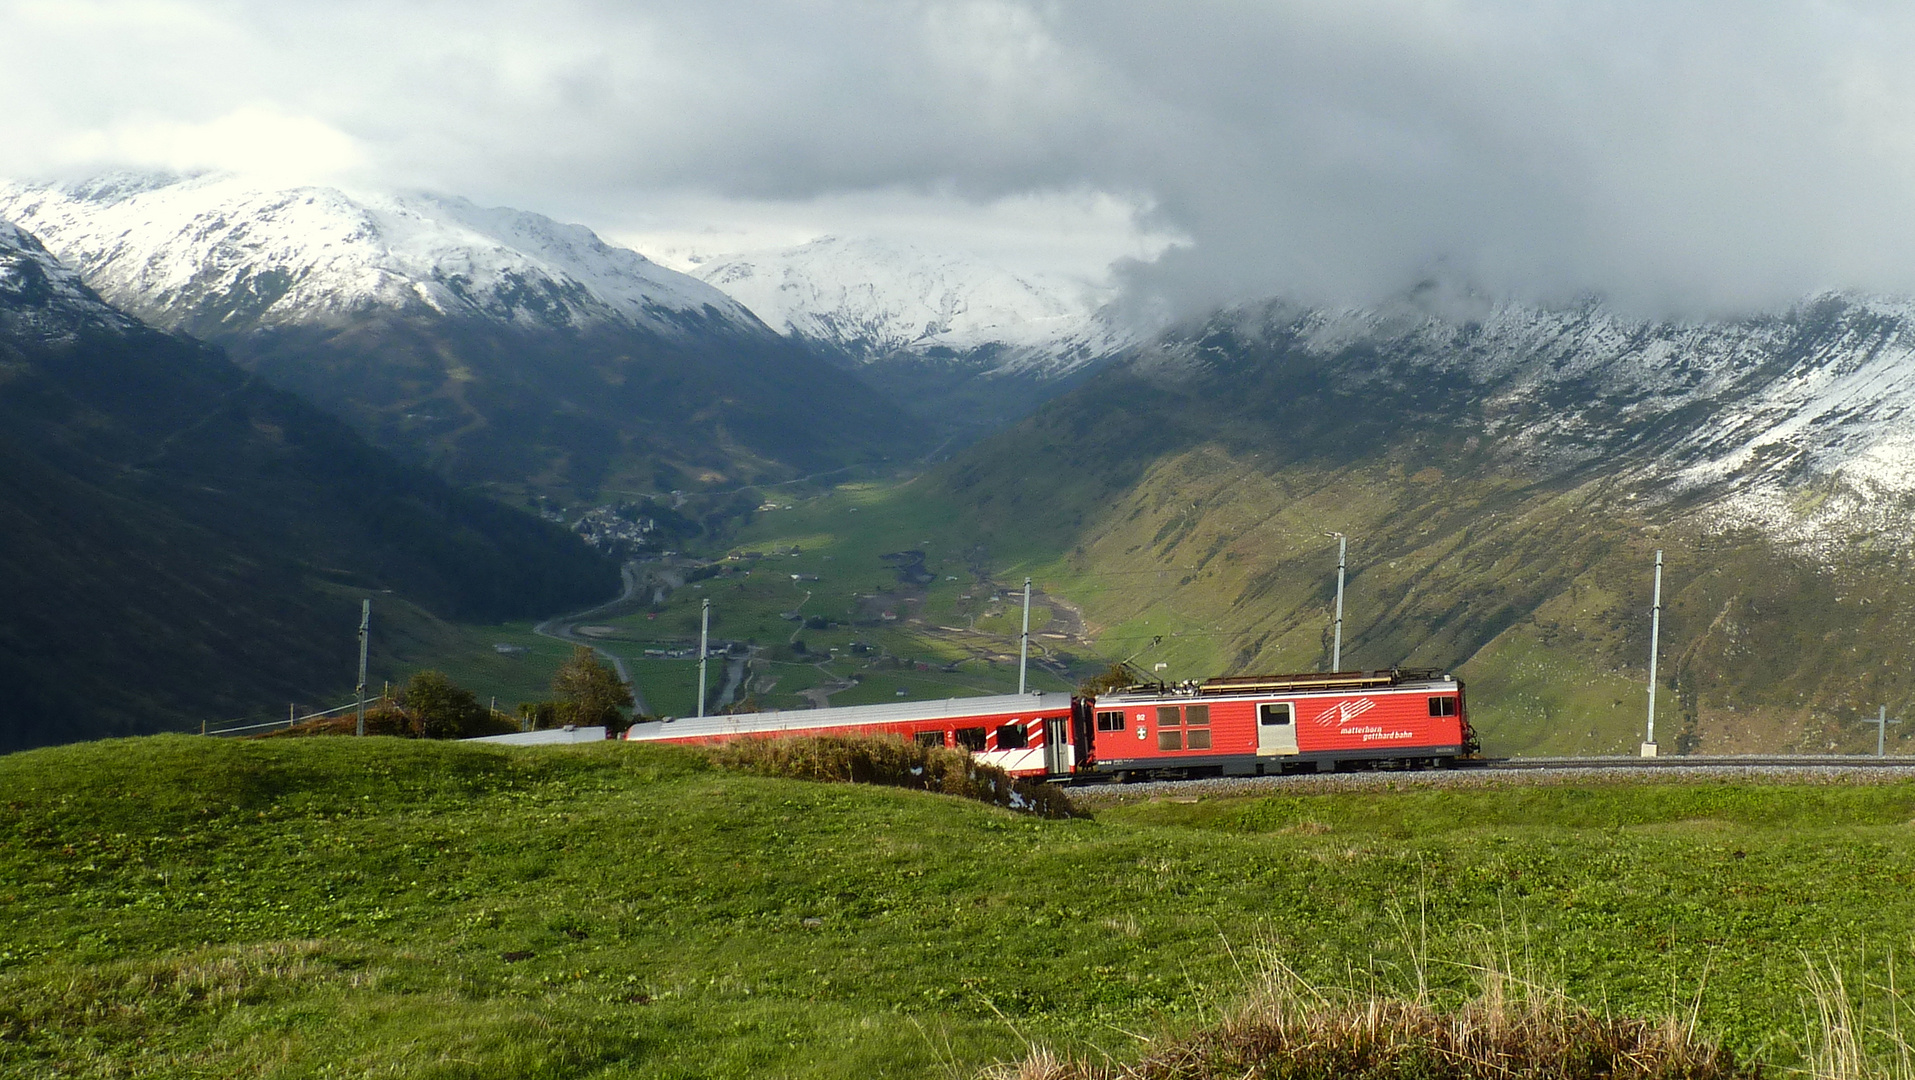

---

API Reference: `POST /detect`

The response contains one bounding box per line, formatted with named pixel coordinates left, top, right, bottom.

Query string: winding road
left=533, top=561, right=652, bottom=714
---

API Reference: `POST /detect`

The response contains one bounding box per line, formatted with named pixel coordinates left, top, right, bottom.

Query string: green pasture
left=7, top=737, right=1915, bottom=1077
left=581, top=482, right=1086, bottom=712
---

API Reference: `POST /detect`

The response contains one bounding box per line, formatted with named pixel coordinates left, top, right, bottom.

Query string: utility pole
left=355, top=599, right=370, bottom=737
left=696, top=598, right=710, bottom=718
left=1870, top=706, right=1902, bottom=757
left=1643, top=550, right=1663, bottom=757
left=1327, top=533, right=1347, bottom=672
left=1018, top=577, right=1032, bottom=694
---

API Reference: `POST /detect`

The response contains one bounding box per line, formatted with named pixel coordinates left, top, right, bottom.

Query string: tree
left=551, top=646, right=634, bottom=732
left=1080, top=661, right=1145, bottom=697
left=399, top=670, right=487, bottom=739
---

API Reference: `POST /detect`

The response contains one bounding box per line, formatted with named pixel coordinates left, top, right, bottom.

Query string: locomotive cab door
left=1257, top=701, right=1300, bottom=756
left=1044, top=717, right=1072, bottom=775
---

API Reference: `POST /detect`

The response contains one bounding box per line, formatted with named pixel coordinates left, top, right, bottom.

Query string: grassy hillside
left=0, top=239, right=617, bottom=749
left=913, top=339, right=1915, bottom=757
left=6, top=737, right=1915, bottom=1077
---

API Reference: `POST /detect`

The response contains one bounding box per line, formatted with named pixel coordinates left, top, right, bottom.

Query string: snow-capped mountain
left=0, top=173, right=920, bottom=497
left=0, top=219, right=138, bottom=342
left=1143, top=293, right=1915, bottom=552
left=688, top=236, right=1135, bottom=376
left=0, top=173, right=765, bottom=338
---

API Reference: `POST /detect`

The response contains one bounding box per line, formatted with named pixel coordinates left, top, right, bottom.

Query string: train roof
left=625, top=691, right=1070, bottom=742
left=1098, top=669, right=1457, bottom=703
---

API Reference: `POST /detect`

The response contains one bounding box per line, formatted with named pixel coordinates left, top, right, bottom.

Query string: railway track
left=1469, top=754, right=1915, bottom=770
left=1067, top=754, right=1915, bottom=800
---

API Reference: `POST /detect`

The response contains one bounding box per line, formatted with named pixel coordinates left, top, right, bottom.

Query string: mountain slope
left=929, top=292, right=1915, bottom=756
left=0, top=219, right=617, bottom=750
left=689, top=236, right=1137, bottom=439
left=0, top=175, right=921, bottom=498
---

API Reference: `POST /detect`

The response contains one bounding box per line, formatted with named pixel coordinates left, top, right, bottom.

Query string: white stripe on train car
left=975, top=747, right=1048, bottom=774
left=623, top=692, right=1067, bottom=742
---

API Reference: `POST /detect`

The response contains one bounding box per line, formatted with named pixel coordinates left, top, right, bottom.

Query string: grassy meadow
left=7, top=736, right=1915, bottom=1077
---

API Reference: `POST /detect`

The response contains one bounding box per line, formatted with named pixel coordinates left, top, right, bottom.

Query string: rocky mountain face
left=0, top=219, right=616, bottom=750
left=0, top=175, right=921, bottom=499
left=689, top=236, right=1137, bottom=440
left=932, top=291, right=1915, bottom=756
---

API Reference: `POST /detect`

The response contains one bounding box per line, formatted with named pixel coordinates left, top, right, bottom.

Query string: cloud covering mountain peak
left=8, top=4, right=1915, bottom=318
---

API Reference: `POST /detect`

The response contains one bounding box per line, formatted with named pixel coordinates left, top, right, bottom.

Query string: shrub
left=399, top=670, right=489, bottom=739
left=260, top=681, right=515, bottom=740
left=706, top=735, right=1084, bottom=819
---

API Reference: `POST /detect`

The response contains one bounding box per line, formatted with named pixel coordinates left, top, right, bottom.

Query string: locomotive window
left=1260, top=703, right=1293, bottom=726
left=954, top=727, right=987, bottom=751
left=1428, top=696, right=1458, bottom=717
left=1186, top=729, right=1212, bottom=750
left=1157, top=706, right=1182, bottom=727
left=1158, top=729, right=1183, bottom=751
left=915, top=731, right=945, bottom=747
left=995, top=723, right=1028, bottom=749
left=1096, top=710, right=1126, bottom=732
left=1185, top=705, right=1210, bottom=726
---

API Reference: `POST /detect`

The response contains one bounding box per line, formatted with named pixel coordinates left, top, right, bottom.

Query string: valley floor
left=6, top=737, right=1915, bottom=1077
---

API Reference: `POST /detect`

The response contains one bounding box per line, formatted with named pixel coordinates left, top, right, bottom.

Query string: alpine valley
left=15, top=170, right=1915, bottom=758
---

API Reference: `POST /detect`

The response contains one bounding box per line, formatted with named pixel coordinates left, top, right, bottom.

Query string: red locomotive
left=623, top=668, right=1473, bottom=779
left=1082, top=669, right=1473, bottom=778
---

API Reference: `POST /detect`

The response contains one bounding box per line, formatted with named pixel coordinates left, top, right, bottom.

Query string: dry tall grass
left=706, top=735, right=1084, bottom=819
left=986, top=958, right=1757, bottom=1080
left=1802, top=951, right=1915, bottom=1080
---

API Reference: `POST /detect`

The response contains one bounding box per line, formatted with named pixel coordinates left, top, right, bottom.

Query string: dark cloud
left=6, top=1, right=1915, bottom=315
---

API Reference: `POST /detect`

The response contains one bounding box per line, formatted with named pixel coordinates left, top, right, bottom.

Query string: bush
left=706, top=735, right=1084, bottom=819
left=399, top=671, right=489, bottom=739
left=260, top=683, right=515, bottom=740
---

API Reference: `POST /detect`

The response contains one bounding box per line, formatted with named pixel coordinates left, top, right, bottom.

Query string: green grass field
left=7, top=737, right=1915, bottom=1077
left=511, top=482, right=1087, bottom=716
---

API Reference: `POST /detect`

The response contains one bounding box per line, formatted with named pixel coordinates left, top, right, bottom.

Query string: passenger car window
left=995, top=723, right=1028, bottom=749
left=954, top=727, right=987, bottom=751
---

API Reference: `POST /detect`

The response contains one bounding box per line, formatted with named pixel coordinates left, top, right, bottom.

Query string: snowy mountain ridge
left=688, top=235, right=1137, bottom=376
left=0, top=173, right=765, bottom=338
left=1153, top=294, right=1915, bottom=553
left=0, top=219, right=139, bottom=341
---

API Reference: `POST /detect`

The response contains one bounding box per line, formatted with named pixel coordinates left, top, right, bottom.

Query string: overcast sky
left=7, top=0, right=1915, bottom=316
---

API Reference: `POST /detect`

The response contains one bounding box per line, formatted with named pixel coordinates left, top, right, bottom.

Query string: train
left=622, top=667, right=1475, bottom=780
